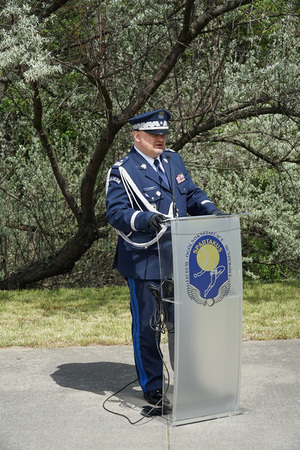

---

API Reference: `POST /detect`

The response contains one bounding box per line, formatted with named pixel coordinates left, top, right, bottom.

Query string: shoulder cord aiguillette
left=106, top=166, right=174, bottom=248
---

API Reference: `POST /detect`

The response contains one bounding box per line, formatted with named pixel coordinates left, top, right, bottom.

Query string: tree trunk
left=0, top=220, right=101, bottom=290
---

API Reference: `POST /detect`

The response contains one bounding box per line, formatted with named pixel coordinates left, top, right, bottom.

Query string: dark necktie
left=154, top=158, right=169, bottom=188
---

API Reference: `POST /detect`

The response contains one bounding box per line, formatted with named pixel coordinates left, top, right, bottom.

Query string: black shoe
left=143, top=389, right=162, bottom=405
left=141, top=405, right=162, bottom=416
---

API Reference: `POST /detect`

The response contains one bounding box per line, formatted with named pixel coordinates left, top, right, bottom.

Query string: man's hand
left=210, top=208, right=227, bottom=216
left=148, top=214, right=166, bottom=231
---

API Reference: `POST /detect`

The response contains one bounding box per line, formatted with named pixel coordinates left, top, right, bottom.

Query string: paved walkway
left=0, top=340, right=299, bottom=450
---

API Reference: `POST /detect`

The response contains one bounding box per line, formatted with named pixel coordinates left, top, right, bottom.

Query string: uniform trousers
left=128, top=278, right=174, bottom=393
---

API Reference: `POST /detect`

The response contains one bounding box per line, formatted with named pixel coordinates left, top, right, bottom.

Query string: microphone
left=166, top=154, right=178, bottom=218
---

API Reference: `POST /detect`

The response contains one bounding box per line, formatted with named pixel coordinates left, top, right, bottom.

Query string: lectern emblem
left=186, top=233, right=231, bottom=306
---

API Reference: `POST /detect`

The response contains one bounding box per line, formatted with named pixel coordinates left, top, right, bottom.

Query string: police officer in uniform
left=106, top=109, right=225, bottom=405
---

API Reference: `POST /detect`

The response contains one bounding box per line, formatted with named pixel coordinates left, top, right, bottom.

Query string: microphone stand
left=166, top=154, right=178, bottom=218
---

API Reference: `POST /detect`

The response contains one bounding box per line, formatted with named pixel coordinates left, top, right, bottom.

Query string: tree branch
left=121, top=0, right=252, bottom=118
left=190, top=0, right=253, bottom=37
left=40, top=0, right=71, bottom=18
left=182, top=0, right=196, bottom=34
left=31, top=82, right=81, bottom=221
left=0, top=185, right=55, bottom=249
left=173, top=103, right=299, bottom=151
left=84, top=71, right=113, bottom=121
left=80, top=0, right=255, bottom=222
left=206, top=137, right=283, bottom=166
left=80, top=124, right=122, bottom=223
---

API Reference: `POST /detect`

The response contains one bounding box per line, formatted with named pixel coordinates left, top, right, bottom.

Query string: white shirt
left=134, top=146, right=166, bottom=173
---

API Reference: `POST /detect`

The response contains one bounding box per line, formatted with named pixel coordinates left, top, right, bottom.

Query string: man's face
left=133, top=131, right=166, bottom=158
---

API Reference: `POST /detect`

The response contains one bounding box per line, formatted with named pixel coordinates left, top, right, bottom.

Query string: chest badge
left=176, top=173, right=185, bottom=184
left=143, top=186, right=157, bottom=192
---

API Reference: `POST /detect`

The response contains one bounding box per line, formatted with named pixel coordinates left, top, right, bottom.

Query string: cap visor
left=144, top=129, right=170, bottom=135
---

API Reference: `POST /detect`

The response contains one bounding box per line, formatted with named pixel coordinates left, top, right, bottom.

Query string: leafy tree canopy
left=0, top=0, right=299, bottom=288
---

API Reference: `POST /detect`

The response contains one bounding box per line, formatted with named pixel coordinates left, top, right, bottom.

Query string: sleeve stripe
left=201, top=200, right=213, bottom=205
left=130, top=211, right=141, bottom=231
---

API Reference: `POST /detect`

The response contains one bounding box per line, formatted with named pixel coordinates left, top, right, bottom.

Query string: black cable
left=147, top=283, right=169, bottom=337
left=148, top=285, right=171, bottom=401
left=155, top=332, right=171, bottom=399
left=102, top=285, right=172, bottom=424
left=166, top=154, right=177, bottom=218
left=102, top=377, right=158, bottom=425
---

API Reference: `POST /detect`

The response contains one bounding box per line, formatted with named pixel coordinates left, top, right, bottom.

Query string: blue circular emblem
left=187, top=233, right=231, bottom=306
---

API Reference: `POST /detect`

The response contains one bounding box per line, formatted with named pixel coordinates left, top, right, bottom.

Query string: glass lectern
left=158, top=215, right=246, bottom=426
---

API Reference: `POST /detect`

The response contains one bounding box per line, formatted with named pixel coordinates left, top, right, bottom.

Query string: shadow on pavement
left=51, top=361, right=138, bottom=396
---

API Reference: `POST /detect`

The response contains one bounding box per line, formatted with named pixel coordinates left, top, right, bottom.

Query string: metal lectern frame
left=158, top=214, right=247, bottom=426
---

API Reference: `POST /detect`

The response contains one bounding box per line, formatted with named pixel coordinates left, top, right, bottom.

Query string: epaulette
left=112, top=155, right=130, bottom=168
left=165, top=148, right=175, bottom=153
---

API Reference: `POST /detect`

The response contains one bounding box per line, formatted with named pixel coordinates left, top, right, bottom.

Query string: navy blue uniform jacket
left=106, top=147, right=217, bottom=280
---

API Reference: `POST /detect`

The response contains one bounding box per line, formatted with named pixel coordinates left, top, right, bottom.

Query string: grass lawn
left=0, top=280, right=299, bottom=347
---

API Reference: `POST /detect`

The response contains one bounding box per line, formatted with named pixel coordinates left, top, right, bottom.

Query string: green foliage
left=0, top=2, right=61, bottom=82
left=0, top=0, right=299, bottom=287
